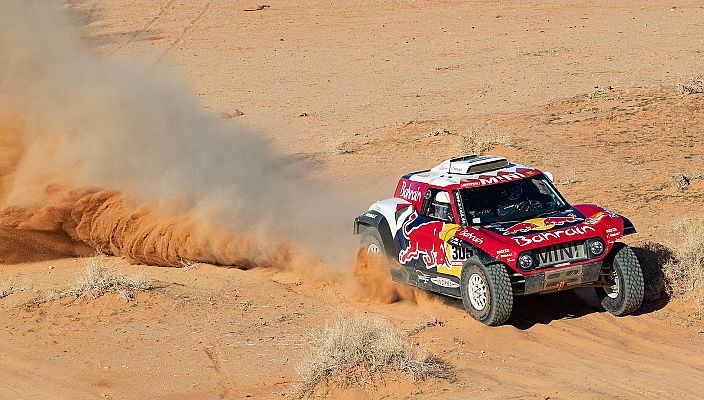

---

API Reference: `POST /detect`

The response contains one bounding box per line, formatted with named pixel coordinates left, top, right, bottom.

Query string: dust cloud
left=0, top=0, right=360, bottom=270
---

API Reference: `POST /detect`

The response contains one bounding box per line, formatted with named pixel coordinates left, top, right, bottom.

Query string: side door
left=397, top=188, right=458, bottom=275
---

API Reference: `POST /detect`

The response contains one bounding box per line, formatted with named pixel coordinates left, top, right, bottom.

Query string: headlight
left=518, top=252, right=535, bottom=270
left=588, top=238, right=605, bottom=256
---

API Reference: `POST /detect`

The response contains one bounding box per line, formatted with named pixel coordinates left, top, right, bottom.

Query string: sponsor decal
left=512, top=225, right=597, bottom=247
left=398, top=181, right=423, bottom=202
left=461, top=172, right=527, bottom=188
left=585, top=210, right=619, bottom=225
left=495, top=248, right=515, bottom=260
left=363, top=212, right=378, bottom=219
left=448, top=237, right=464, bottom=247
left=453, top=190, right=468, bottom=226
left=430, top=276, right=460, bottom=289
left=398, top=213, right=450, bottom=269
left=499, top=215, right=582, bottom=236
left=456, top=227, right=484, bottom=245
left=417, top=271, right=430, bottom=284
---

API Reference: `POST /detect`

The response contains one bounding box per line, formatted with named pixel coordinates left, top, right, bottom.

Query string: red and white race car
left=354, top=155, right=644, bottom=326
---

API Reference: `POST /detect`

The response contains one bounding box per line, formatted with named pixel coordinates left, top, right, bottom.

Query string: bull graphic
left=542, top=216, right=581, bottom=226
left=503, top=222, right=540, bottom=235
left=501, top=215, right=582, bottom=235
left=398, top=213, right=448, bottom=269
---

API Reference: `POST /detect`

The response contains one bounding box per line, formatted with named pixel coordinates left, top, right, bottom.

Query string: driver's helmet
left=433, top=191, right=452, bottom=221
left=503, top=184, right=523, bottom=201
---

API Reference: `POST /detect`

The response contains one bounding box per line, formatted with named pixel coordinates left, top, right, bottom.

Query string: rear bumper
left=512, top=261, right=603, bottom=295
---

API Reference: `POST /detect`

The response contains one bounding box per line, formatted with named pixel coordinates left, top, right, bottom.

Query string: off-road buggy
left=354, top=155, right=644, bottom=326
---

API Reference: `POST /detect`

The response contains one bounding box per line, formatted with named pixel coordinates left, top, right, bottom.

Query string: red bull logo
left=398, top=213, right=449, bottom=269
left=500, top=215, right=582, bottom=236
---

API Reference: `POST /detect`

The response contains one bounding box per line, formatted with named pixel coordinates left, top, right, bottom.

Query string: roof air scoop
left=431, top=155, right=509, bottom=175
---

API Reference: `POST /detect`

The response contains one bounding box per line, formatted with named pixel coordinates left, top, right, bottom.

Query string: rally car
left=354, top=155, right=644, bottom=326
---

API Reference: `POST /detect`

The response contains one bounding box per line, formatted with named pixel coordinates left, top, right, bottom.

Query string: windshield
left=458, top=175, right=568, bottom=225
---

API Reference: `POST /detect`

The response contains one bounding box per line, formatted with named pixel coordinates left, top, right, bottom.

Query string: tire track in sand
left=154, top=0, right=213, bottom=66
left=109, top=0, right=176, bottom=55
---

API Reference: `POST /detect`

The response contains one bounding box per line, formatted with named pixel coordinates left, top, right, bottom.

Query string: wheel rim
left=605, top=272, right=620, bottom=299
left=468, top=273, right=488, bottom=310
left=367, top=243, right=381, bottom=255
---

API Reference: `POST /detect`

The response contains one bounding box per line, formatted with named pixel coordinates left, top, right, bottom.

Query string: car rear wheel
left=360, top=228, right=385, bottom=257
left=460, top=262, right=513, bottom=326
left=597, top=243, right=644, bottom=316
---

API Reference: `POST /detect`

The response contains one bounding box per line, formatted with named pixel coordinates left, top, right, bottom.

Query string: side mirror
left=544, top=171, right=554, bottom=182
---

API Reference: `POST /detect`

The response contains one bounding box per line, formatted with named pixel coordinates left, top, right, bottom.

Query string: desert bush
left=0, top=281, right=31, bottom=299
left=296, top=313, right=452, bottom=397
left=41, top=259, right=154, bottom=303
left=678, top=77, right=704, bottom=95
left=0, top=283, right=19, bottom=299
left=634, top=242, right=675, bottom=304
left=662, top=222, right=704, bottom=315
left=456, top=124, right=510, bottom=155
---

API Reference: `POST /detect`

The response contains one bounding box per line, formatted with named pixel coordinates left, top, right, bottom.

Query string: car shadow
left=438, top=242, right=675, bottom=329
left=507, top=290, right=600, bottom=329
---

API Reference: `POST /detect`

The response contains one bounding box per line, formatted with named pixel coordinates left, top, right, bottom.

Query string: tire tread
left=602, top=244, right=644, bottom=316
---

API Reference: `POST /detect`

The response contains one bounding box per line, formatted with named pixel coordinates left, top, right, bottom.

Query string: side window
left=421, top=188, right=455, bottom=223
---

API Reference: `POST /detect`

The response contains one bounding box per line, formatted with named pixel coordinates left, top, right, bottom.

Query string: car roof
left=403, top=155, right=543, bottom=190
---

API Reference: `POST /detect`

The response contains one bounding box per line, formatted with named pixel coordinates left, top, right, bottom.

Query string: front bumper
left=512, top=261, right=603, bottom=295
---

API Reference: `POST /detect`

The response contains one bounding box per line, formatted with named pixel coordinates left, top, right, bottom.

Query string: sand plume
left=0, top=1, right=359, bottom=270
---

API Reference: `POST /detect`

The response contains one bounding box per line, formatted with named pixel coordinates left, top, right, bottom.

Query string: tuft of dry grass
left=634, top=242, right=674, bottom=304
left=33, top=259, right=154, bottom=304
left=677, top=77, right=704, bottom=95
left=0, top=281, right=32, bottom=299
left=672, top=174, right=691, bottom=191
left=663, top=222, right=704, bottom=314
left=456, top=124, right=510, bottom=155
left=296, top=313, right=453, bottom=397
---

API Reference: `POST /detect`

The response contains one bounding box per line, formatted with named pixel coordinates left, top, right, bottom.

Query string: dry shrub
left=0, top=281, right=32, bottom=299
left=40, top=259, right=154, bottom=303
left=634, top=242, right=674, bottom=304
left=456, top=124, right=510, bottom=155
left=678, top=77, right=704, bottom=95
left=663, top=222, right=704, bottom=312
left=296, top=313, right=453, bottom=397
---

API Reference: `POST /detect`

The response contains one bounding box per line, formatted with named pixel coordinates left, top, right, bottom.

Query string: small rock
left=243, top=4, right=270, bottom=11
left=430, top=127, right=452, bottom=137
left=219, top=110, right=244, bottom=119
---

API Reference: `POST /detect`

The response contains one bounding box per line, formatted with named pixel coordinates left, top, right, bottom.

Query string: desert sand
left=1, top=1, right=703, bottom=399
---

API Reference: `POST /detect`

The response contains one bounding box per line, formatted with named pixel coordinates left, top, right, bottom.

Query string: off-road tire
left=460, top=262, right=513, bottom=326
left=597, top=243, right=644, bottom=316
left=360, top=228, right=386, bottom=257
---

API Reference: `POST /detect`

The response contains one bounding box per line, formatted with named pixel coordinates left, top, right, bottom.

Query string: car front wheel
left=597, top=243, right=644, bottom=316
left=460, top=262, right=513, bottom=326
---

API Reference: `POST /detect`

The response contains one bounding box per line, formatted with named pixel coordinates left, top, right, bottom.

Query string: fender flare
left=621, top=216, right=636, bottom=236
left=354, top=211, right=398, bottom=258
